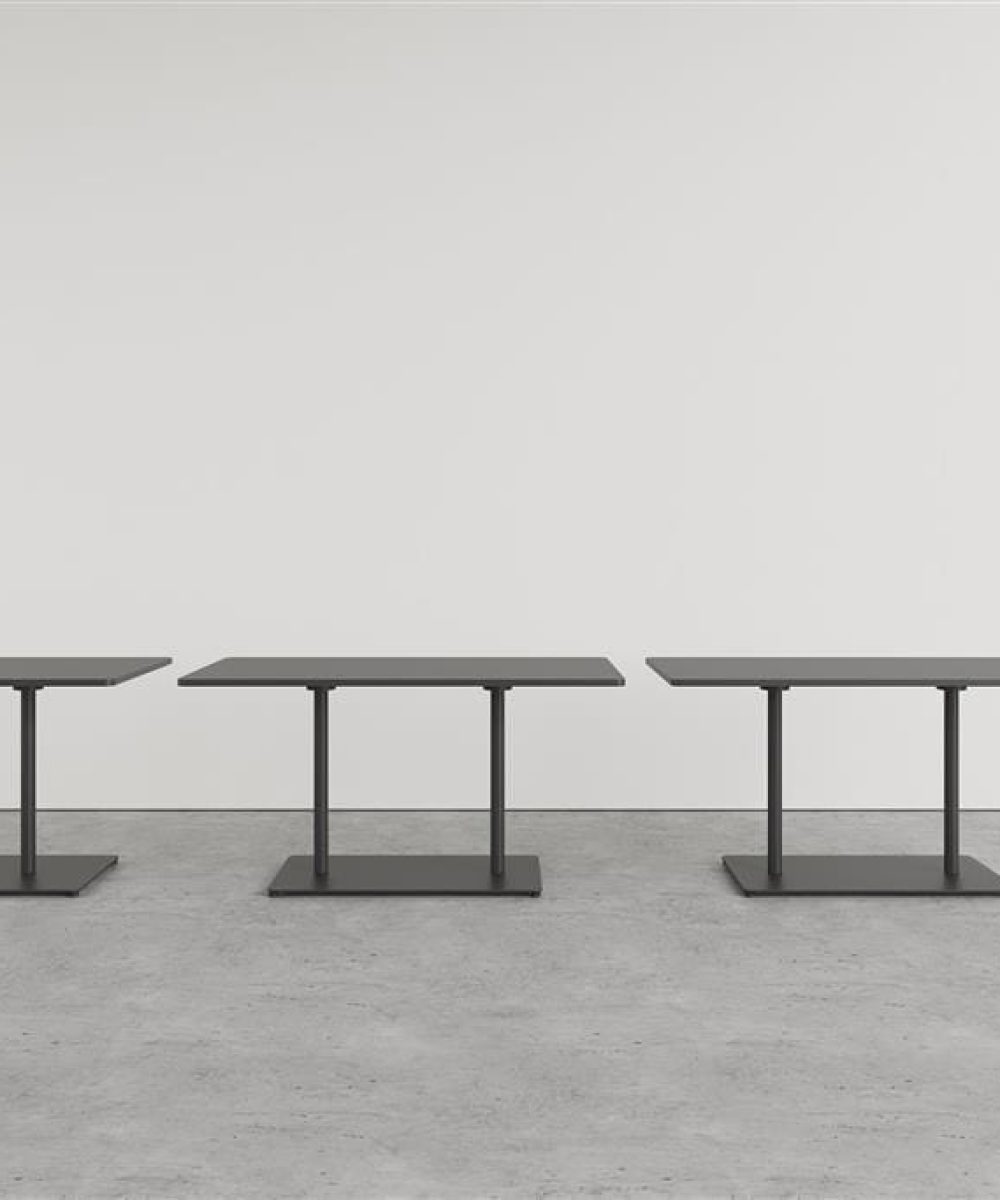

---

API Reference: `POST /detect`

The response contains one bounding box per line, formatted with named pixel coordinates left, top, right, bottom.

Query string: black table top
left=647, top=658, right=1000, bottom=687
left=179, top=657, right=625, bottom=688
left=0, top=658, right=171, bottom=687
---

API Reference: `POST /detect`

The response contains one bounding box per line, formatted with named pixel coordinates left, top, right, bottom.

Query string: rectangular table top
left=0, top=658, right=171, bottom=686
left=647, top=658, right=1000, bottom=687
left=179, top=657, right=625, bottom=688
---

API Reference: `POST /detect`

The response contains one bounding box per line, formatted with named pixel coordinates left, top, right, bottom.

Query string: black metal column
left=490, top=687, right=506, bottom=877
left=943, top=686, right=960, bottom=879
left=766, top=686, right=784, bottom=878
left=312, top=687, right=329, bottom=877
left=19, top=686, right=37, bottom=878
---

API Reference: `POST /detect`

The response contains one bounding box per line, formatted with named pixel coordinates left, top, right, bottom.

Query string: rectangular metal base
left=723, top=854, right=1000, bottom=896
left=269, top=854, right=542, bottom=897
left=0, top=854, right=118, bottom=896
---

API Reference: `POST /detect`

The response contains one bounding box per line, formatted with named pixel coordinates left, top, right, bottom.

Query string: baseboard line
left=4, top=807, right=1000, bottom=815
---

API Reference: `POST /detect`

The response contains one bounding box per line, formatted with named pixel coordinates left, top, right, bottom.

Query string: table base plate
left=723, top=854, right=1000, bottom=896
left=0, top=854, right=118, bottom=896
left=269, top=854, right=541, bottom=897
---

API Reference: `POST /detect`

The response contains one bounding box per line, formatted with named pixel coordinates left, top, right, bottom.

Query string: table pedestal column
left=0, top=687, right=118, bottom=897
left=490, top=687, right=507, bottom=878
left=267, top=686, right=540, bottom=897
left=722, top=684, right=1000, bottom=896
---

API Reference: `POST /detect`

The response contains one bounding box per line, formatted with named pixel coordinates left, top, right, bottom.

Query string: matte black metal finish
left=0, top=854, right=118, bottom=896
left=313, top=688, right=329, bottom=877
left=19, top=687, right=37, bottom=877
left=944, top=687, right=960, bottom=878
left=0, top=657, right=170, bottom=898
left=179, top=657, right=624, bottom=689
left=766, top=687, right=782, bottom=878
left=0, top=658, right=170, bottom=686
left=945, top=691, right=960, bottom=878
left=723, top=854, right=1000, bottom=896
left=269, top=854, right=541, bottom=896
left=490, top=688, right=506, bottom=877
left=648, top=657, right=1000, bottom=687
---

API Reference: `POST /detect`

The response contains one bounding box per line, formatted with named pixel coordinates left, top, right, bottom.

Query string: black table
left=646, top=658, right=1000, bottom=896
left=0, top=658, right=171, bottom=896
left=179, top=657, right=624, bottom=896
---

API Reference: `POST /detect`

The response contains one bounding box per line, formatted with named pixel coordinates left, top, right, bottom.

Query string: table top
left=179, top=657, right=625, bottom=688
left=647, top=658, right=1000, bottom=687
left=0, top=658, right=171, bottom=686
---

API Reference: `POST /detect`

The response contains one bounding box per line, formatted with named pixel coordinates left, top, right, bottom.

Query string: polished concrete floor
left=3, top=810, right=1000, bottom=1200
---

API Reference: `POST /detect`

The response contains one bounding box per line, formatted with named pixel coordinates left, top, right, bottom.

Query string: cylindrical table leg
left=490, top=687, right=506, bottom=877
left=20, top=686, right=37, bottom=878
left=767, top=686, right=783, bottom=878
left=313, top=687, right=329, bottom=877
left=943, top=686, right=960, bottom=879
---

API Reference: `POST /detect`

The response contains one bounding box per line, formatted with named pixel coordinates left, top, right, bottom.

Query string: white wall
left=3, top=3, right=1000, bottom=814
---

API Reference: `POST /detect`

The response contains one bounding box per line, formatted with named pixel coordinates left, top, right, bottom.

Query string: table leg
left=723, top=682, right=1000, bottom=896
left=943, top=686, right=961, bottom=879
left=19, top=686, right=37, bottom=878
left=267, top=683, right=539, bottom=896
left=766, top=686, right=783, bottom=879
left=0, top=684, right=117, bottom=897
left=312, top=686, right=330, bottom=877
left=490, top=687, right=507, bottom=878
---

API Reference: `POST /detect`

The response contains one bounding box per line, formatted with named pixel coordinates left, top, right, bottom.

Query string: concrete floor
left=3, top=811, right=1000, bottom=1200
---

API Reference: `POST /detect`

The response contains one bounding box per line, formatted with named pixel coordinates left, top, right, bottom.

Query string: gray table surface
left=647, top=657, right=1000, bottom=687
left=0, top=658, right=171, bottom=686
left=179, top=657, right=625, bottom=688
